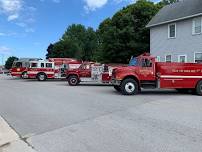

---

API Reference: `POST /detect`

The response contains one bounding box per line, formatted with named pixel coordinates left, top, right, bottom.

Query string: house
left=147, top=0, right=202, bottom=63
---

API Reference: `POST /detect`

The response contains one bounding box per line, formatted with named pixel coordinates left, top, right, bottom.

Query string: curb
left=0, top=116, right=37, bottom=152
left=0, top=117, right=18, bottom=147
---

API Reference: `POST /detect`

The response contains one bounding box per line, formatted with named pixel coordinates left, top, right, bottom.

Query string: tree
left=46, top=43, right=54, bottom=59
left=46, top=0, right=168, bottom=63
left=5, top=56, right=18, bottom=69
left=46, top=24, right=98, bottom=61
left=158, top=0, right=179, bottom=6
left=97, top=0, right=160, bottom=63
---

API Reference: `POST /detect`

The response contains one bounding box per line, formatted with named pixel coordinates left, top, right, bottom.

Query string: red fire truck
left=66, top=62, right=114, bottom=86
left=27, top=58, right=82, bottom=81
left=10, top=58, right=41, bottom=78
left=112, top=53, right=202, bottom=96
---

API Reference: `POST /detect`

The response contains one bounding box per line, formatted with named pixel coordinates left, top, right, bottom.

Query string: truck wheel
left=120, top=78, right=139, bottom=95
left=68, top=75, right=79, bottom=86
left=114, top=85, right=121, bottom=92
left=37, top=73, right=47, bottom=81
left=196, top=81, right=202, bottom=96
left=21, top=71, right=28, bottom=79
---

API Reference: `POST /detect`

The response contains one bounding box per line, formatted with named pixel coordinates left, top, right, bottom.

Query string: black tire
left=37, top=73, right=47, bottom=81
left=114, top=85, right=121, bottom=92
left=68, top=75, right=79, bottom=86
left=120, top=78, right=139, bottom=95
left=21, top=71, right=28, bottom=79
left=196, top=81, right=202, bottom=96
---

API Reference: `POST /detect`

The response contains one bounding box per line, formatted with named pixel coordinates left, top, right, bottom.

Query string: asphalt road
left=0, top=75, right=202, bottom=152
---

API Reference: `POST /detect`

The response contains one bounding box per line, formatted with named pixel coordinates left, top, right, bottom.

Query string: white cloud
left=0, top=0, right=23, bottom=21
left=39, top=0, right=61, bottom=3
left=25, top=28, right=35, bottom=33
left=52, top=0, right=60, bottom=3
left=83, top=0, right=135, bottom=13
left=16, top=22, right=26, bottom=27
left=0, top=46, right=11, bottom=55
left=84, top=0, right=108, bottom=12
left=0, top=32, right=17, bottom=37
left=0, top=0, right=36, bottom=34
left=7, top=14, right=19, bottom=21
left=0, top=32, right=5, bottom=36
left=114, top=0, right=135, bottom=4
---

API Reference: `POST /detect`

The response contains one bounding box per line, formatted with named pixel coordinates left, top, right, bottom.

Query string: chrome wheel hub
left=40, top=75, right=45, bottom=80
left=71, top=78, right=77, bottom=84
left=125, top=82, right=135, bottom=93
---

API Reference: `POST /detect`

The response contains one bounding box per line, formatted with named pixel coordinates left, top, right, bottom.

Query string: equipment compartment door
left=79, top=64, right=91, bottom=77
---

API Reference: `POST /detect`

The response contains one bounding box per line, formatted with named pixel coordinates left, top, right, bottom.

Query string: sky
left=0, top=0, right=159, bottom=64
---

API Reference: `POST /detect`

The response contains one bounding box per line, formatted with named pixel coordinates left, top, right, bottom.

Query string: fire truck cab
left=66, top=62, right=113, bottom=86
left=27, top=58, right=81, bottom=81
left=112, top=53, right=202, bottom=96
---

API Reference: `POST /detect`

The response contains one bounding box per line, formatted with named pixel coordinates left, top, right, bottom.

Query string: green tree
left=46, top=24, right=98, bottom=61
left=5, top=56, right=18, bottom=69
left=46, top=43, right=54, bottom=59
left=160, top=0, right=179, bottom=5
left=97, top=0, right=160, bottom=63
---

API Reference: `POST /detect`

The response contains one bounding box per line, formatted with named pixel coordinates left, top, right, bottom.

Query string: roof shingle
left=147, top=0, right=202, bottom=27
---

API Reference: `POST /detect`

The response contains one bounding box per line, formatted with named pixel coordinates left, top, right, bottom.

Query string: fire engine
left=27, top=58, right=82, bottom=81
left=112, top=53, right=202, bottom=96
left=10, top=58, right=41, bottom=78
left=66, top=62, right=114, bottom=86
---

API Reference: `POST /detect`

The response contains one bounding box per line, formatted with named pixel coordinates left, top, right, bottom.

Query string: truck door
left=79, top=64, right=91, bottom=77
left=139, top=58, right=156, bottom=81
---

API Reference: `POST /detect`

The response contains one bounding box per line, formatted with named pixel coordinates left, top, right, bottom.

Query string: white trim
left=168, top=23, right=176, bottom=39
left=11, top=72, right=22, bottom=74
left=165, top=54, right=172, bottom=62
left=27, top=71, right=55, bottom=75
left=192, top=17, right=202, bottom=35
left=147, top=13, right=202, bottom=28
left=161, top=75, right=202, bottom=79
left=194, top=52, right=202, bottom=63
left=178, top=55, right=187, bottom=63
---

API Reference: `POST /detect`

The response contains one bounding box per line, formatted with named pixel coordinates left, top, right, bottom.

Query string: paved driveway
left=0, top=75, right=202, bottom=152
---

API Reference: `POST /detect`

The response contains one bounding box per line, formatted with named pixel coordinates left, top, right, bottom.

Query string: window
left=141, top=59, right=152, bottom=67
left=15, top=62, right=22, bottom=68
left=31, top=63, right=37, bottom=68
left=195, top=52, right=202, bottom=63
left=193, top=18, right=202, bottom=35
left=165, top=55, right=172, bottom=62
left=24, top=62, right=30, bottom=68
left=168, top=23, right=176, bottom=38
left=46, top=63, right=52, bottom=68
left=41, top=63, right=45, bottom=68
left=156, top=56, right=161, bottom=62
left=178, top=55, right=187, bottom=63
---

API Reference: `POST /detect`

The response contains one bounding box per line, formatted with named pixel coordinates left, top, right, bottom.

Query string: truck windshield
left=13, top=62, right=22, bottom=68
left=129, top=57, right=138, bottom=66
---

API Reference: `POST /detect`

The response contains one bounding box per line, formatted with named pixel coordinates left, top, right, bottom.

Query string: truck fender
left=37, top=72, right=47, bottom=78
left=122, top=75, right=140, bottom=88
left=66, top=73, right=80, bottom=80
left=196, top=79, right=202, bottom=88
